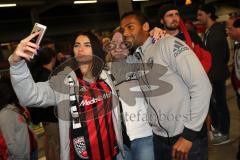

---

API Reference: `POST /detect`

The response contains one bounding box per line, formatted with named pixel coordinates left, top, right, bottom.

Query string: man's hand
left=172, top=137, right=193, bottom=160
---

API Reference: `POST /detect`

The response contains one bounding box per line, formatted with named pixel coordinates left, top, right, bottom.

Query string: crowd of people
left=0, top=2, right=240, bottom=160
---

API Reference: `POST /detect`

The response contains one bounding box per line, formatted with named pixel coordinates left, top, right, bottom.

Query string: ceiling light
left=185, top=0, right=192, bottom=5
left=0, top=3, right=16, bottom=7
left=132, top=0, right=149, bottom=1
left=74, top=0, right=97, bottom=4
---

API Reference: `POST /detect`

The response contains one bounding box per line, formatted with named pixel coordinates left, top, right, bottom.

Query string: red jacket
left=0, top=131, right=8, bottom=160
left=179, top=18, right=212, bottom=73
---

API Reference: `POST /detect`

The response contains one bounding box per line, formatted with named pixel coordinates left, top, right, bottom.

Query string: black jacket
left=28, top=67, right=58, bottom=124
left=203, top=22, right=230, bottom=83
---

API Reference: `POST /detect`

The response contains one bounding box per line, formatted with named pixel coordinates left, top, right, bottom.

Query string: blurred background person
left=41, top=38, right=56, bottom=50
left=226, top=12, right=240, bottom=160
left=158, top=4, right=211, bottom=73
left=0, top=77, right=38, bottom=159
left=0, top=129, right=9, bottom=160
left=183, top=18, right=197, bottom=33
left=197, top=4, right=231, bottom=145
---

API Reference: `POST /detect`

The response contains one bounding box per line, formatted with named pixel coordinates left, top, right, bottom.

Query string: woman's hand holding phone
left=11, top=32, right=40, bottom=63
left=11, top=23, right=47, bottom=63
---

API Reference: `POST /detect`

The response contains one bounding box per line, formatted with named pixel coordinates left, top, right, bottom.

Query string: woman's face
left=110, top=32, right=130, bottom=59
left=73, top=35, right=93, bottom=58
left=73, top=35, right=93, bottom=75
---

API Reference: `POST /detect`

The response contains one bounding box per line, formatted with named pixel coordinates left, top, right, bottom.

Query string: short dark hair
left=73, top=31, right=105, bottom=79
left=198, top=4, right=218, bottom=21
left=38, top=47, right=57, bottom=65
left=41, top=38, right=55, bottom=47
left=120, top=11, right=148, bottom=25
left=159, top=4, right=178, bottom=19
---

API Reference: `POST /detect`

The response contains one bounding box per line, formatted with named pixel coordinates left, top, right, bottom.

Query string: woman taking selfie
left=9, top=31, right=123, bottom=160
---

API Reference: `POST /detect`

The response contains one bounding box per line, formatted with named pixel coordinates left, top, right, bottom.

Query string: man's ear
left=160, top=19, right=164, bottom=25
left=143, top=22, right=150, bottom=32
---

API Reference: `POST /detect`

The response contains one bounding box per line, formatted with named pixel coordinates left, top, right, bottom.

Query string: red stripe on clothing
left=96, top=81, right=111, bottom=159
left=98, top=81, right=118, bottom=159
left=84, top=85, right=101, bottom=160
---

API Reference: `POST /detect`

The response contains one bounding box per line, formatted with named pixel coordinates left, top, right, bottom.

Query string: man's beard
left=165, top=23, right=179, bottom=31
left=124, top=37, right=137, bottom=54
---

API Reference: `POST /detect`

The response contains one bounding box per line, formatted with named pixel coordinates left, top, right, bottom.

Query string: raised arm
left=9, top=33, right=57, bottom=107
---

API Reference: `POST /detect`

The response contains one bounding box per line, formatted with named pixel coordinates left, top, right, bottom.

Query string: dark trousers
left=153, top=133, right=208, bottom=160
left=209, top=82, right=230, bottom=135
left=236, top=92, right=240, bottom=110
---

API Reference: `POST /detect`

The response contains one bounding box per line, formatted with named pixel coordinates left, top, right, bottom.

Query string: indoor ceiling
left=0, top=0, right=239, bottom=42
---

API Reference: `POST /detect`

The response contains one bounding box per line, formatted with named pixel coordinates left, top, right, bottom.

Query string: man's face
left=197, top=10, right=209, bottom=26
left=120, top=15, right=147, bottom=48
left=226, top=18, right=240, bottom=41
left=162, top=10, right=180, bottom=31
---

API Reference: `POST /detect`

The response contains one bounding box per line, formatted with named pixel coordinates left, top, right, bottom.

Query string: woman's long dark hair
left=72, top=31, right=106, bottom=79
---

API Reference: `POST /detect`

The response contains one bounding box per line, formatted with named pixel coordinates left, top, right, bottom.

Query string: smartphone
left=30, top=23, right=47, bottom=46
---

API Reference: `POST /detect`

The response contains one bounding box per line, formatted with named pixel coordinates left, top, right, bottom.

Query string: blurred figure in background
left=226, top=12, right=240, bottom=160
left=0, top=77, right=38, bottom=159
left=41, top=38, right=56, bottom=50
left=183, top=18, right=197, bottom=33
left=0, top=130, right=8, bottom=160
left=158, top=4, right=211, bottom=72
left=42, top=38, right=66, bottom=64
left=197, top=4, right=231, bottom=145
